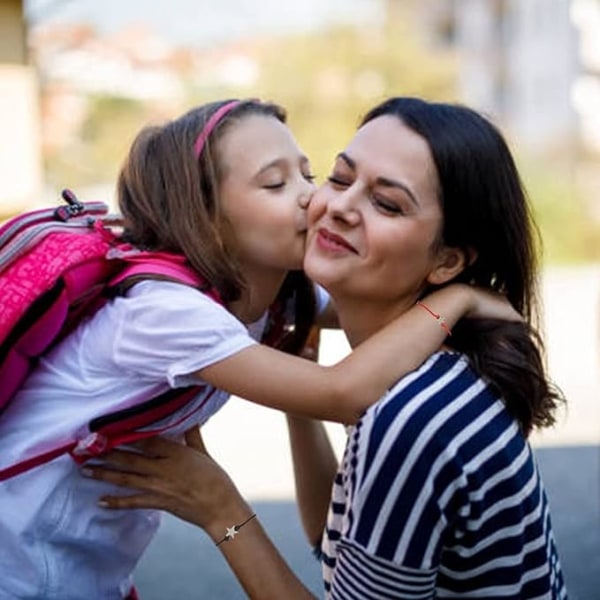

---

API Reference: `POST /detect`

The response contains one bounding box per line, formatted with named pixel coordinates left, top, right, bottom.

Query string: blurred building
left=0, top=0, right=42, bottom=216
left=421, top=0, right=599, bottom=156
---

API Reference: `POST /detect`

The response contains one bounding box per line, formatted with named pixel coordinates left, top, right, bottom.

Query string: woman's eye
left=327, top=175, right=350, bottom=188
left=304, top=173, right=317, bottom=183
left=263, top=182, right=285, bottom=190
left=373, top=196, right=404, bottom=215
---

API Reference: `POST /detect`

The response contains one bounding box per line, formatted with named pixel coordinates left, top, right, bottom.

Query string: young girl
left=90, top=98, right=567, bottom=599
left=0, top=99, right=514, bottom=599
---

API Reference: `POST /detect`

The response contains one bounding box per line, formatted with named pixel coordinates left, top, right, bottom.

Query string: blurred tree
left=252, top=8, right=458, bottom=181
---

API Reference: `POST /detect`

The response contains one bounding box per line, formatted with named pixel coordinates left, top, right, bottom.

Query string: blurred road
left=135, top=264, right=600, bottom=599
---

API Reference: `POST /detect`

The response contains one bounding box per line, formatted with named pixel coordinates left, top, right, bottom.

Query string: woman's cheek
left=306, top=187, right=329, bottom=227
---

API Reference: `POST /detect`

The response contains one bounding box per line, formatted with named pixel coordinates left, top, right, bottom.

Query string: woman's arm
left=85, top=431, right=315, bottom=600
left=285, top=327, right=338, bottom=546
left=286, top=415, right=337, bottom=546
left=199, top=284, right=519, bottom=424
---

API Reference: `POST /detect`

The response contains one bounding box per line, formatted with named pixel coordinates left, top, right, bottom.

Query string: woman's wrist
left=204, top=499, right=256, bottom=544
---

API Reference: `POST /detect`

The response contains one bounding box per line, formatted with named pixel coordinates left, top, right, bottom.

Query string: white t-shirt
left=0, top=280, right=258, bottom=599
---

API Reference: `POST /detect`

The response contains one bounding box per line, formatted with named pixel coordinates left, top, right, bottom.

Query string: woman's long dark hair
left=361, top=97, right=564, bottom=435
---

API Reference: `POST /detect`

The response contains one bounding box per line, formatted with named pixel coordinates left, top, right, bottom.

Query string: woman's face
left=217, top=114, right=315, bottom=274
left=304, top=115, right=446, bottom=308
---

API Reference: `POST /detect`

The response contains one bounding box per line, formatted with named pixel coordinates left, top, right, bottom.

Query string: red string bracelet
left=416, top=300, right=452, bottom=336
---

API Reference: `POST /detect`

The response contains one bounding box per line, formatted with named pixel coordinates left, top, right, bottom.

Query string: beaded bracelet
left=416, top=300, right=452, bottom=336
left=215, top=514, right=257, bottom=546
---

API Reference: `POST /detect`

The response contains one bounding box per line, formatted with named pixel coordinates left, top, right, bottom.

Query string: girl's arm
left=86, top=431, right=315, bottom=600
left=198, top=284, right=519, bottom=424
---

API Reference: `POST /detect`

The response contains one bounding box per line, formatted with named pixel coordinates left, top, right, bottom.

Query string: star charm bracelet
left=215, top=513, right=257, bottom=546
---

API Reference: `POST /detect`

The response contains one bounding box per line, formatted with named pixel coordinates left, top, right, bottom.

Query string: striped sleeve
left=330, top=539, right=436, bottom=600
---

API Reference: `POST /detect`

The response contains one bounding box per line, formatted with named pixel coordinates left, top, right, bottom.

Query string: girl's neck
left=228, top=268, right=288, bottom=324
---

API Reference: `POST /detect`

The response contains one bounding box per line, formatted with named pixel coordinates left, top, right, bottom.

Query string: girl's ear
left=427, top=246, right=477, bottom=286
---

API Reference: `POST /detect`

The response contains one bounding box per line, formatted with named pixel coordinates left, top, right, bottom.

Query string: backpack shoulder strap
left=107, top=247, right=223, bottom=305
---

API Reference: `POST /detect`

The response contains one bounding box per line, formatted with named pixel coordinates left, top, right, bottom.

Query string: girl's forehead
left=219, top=115, right=304, bottom=172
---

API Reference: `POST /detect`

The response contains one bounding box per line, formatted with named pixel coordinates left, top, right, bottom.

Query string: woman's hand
left=85, top=431, right=317, bottom=598
left=82, top=428, right=248, bottom=538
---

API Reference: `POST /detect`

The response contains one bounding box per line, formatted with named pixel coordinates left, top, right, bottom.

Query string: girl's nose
left=297, top=193, right=311, bottom=210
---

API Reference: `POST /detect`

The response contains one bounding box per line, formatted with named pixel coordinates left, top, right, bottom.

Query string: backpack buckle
left=54, top=189, right=85, bottom=222
left=71, top=432, right=109, bottom=458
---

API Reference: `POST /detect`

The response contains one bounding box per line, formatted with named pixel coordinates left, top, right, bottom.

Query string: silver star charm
left=225, top=525, right=239, bottom=541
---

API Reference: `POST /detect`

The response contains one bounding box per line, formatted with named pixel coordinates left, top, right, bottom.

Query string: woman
left=0, top=99, right=510, bottom=599
left=89, top=98, right=568, bottom=599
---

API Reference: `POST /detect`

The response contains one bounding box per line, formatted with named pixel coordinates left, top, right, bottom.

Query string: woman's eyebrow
left=337, top=152, right=419, bottom=206
left=337, top=152, right=355, bottom=170
left=376, top=176, right=419, bottom=207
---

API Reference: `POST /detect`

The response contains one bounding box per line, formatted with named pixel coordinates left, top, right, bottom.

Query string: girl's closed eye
left=262, top=181, right=285, bottom=190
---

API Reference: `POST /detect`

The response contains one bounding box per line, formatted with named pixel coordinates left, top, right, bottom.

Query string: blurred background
left=2, top=0, right=599, bottom=598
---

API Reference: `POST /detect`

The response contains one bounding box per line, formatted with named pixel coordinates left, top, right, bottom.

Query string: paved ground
left=135, top=265, right=600, bottom=599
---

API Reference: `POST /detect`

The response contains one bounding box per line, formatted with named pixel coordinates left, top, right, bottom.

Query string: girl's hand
left=463, top=286, right=523, bottom=322
left=82, top=428, right=246, bottom=536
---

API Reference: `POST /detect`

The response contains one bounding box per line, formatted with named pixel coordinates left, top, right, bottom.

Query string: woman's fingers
left=90, top=448, right=159, bottom=476
left=82, top=463, right=154, bottom=491
left=99, top=493, right=169, bottom=511
left=126, top=435, right=180, bottom=457
left=184, top=426, right=208, bottom=453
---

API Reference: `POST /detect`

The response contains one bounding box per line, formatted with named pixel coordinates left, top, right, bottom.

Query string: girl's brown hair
left=116, top=99, right=315, bottom=353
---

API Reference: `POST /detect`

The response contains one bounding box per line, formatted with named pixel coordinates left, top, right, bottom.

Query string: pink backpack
left=0, top=190, right=222, bottom=480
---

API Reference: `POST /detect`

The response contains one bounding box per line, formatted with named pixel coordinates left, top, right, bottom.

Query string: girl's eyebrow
left=256, top=158, right=285, bottom=176
left=256, top=154, right=311, bottom=176
left=337, top=152, right=420, bottom=207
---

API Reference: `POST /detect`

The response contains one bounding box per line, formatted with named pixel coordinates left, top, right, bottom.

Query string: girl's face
left=304, top=115, right=448, bottom=310
left=217, top=114, right=315, bottom=274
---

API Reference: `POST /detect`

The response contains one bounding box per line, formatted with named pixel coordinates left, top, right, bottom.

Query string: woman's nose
left=327, top=185, right=361, bottom=225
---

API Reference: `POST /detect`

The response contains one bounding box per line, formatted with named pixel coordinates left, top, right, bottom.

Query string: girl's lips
left=316, top=228, right=358, bottom=253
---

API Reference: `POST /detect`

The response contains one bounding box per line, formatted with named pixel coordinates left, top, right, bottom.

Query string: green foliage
left=522, top=158, right=600, bottom=265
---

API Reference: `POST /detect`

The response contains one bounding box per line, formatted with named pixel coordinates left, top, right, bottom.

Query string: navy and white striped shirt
left=321, top=351, right=567, bottom=599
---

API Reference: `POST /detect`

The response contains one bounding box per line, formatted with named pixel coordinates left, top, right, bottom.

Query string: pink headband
left=193, top=100, right=241, bottom=159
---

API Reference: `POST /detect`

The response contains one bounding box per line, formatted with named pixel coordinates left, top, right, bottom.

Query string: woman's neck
left=228, top=268, right=288, bottom=324
left=334, top=296, right=416, bottom=349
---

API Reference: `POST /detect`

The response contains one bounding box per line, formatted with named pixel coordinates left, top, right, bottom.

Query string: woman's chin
left=304, top=264, right=338, bottom=295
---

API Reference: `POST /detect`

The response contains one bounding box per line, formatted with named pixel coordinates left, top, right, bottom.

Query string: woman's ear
left=427, top=246, right=477, bottom=285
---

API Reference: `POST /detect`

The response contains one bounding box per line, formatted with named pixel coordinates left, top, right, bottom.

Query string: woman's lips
left=316, top=227, right=358, bottom=253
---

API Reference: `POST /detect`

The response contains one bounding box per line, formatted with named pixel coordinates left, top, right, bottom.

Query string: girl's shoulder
left=89, top=279, right=249, bottom=351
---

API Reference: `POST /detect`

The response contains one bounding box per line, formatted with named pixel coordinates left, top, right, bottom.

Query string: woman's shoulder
left=364, top=351, right=503, bottom=442
left=382, top=351, right=473, bottom=406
